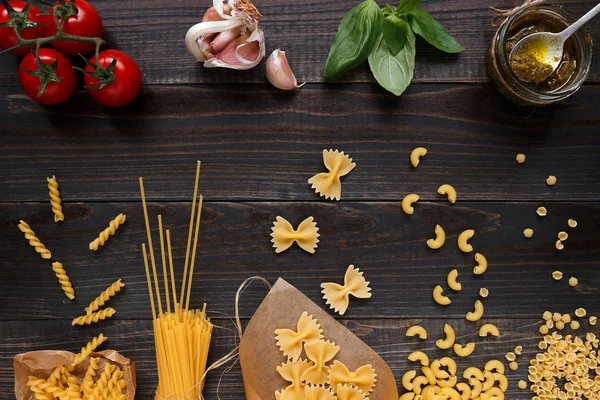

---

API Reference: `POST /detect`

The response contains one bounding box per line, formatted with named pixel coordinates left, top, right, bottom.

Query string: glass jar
left=489, top=4, right=593, bottom=106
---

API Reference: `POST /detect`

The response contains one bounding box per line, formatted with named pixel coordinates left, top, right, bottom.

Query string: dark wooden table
left=1, top=0, right=599, bottom=399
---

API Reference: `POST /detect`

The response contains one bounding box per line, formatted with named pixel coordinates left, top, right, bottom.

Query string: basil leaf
left=408, top=7, right=464, bottom=53
left=383, top=3, right=395, bottom=15
left=368, top=28, right=416, bottom=96
left=324, top=0, right=383, bottom=80
left=382, top=14, right=409, bottom=56
left=395, top=0, right=422, bottom=15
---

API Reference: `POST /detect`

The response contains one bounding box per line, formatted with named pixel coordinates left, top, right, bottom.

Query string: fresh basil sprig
left=324, top=0, right=464, bottom=96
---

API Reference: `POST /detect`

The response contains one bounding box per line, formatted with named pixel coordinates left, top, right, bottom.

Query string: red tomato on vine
left=0, top=1, right=46, bottom=56
left=82, top=50, right=142, bottom=107
left=18, top=49, right=77, bottom=105
left=45, top=0, right=103, bottom=55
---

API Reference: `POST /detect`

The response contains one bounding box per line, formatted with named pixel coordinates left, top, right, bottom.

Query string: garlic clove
left=202, top=6, right=224, bottom=22
left=208, top=26, right=242, bottom=54
left=265, top=49, right=304, bottom=90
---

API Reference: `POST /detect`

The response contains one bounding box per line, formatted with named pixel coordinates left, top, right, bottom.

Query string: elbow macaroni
left=430, top=360, right=449, bottom=379
left=436, top=323, right=456, bottom=349
left=473, top=253, right=487, bottom=275
left=407, top=351, right=429, bottom=366
left=437, top=184, right=457, bottom=204
left=406, top=325, right=427, bottom=339
left=427, top=224, right=446, bottom=249
left=402, top=194, right=420, bottom=215
left=457, top=229, right=474, bottom=253
left=484, top=360, right=505, bottom=374
left=410, top=147, right=427, bottom=168
left=432, top=285, right=451, bottom=306
left=478, top=323, right=500, bottom=337
left=402, top=370, right=417, bottom=390
left=446, top=269, right=461, bottom=291
left=466, top=300, right=484, bottom=322
left=454, top=342, right=475, bottom=357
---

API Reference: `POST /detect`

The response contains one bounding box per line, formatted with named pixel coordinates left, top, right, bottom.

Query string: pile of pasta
left=26, top=333, right=128, bottom=400
left=274, top=312, right=377, bottom=400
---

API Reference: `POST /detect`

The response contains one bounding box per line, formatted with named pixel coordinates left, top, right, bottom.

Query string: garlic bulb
left=185, top=0, right=265, bottom=70
left=265, top=49, right=304, bottom=90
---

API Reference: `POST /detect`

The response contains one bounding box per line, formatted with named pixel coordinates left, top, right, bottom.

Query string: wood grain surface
left=0, top=0, right=599, bottom=85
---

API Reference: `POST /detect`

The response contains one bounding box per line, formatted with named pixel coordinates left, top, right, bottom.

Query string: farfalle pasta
left=336, top=384, right=368, bottom=400
left=327, top=361, right=377, bottom=394
left=275, top=312, right=323, bottom=361
left=302, top=340, right=340, bottom=385
left=276, top=359, right=313, bottom=400
left=321, top=265, right=372, bottom=315
left=308, top=149, right=356, bottom=201
left=304, top=385, right=337, bottom=400
left=271, top=216, right=320, bottom=254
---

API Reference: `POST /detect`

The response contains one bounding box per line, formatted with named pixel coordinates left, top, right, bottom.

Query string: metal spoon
left=509, top=2, right=600, bottom=83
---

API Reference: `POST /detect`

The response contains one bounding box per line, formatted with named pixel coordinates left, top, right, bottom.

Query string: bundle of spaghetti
left=139, top=161, right=214, bottom=400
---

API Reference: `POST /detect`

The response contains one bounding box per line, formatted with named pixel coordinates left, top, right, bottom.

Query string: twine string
left=490, top=0, right=545, bottom=27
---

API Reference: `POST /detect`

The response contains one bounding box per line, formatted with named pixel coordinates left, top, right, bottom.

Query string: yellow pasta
left=457, top=229, right=474, bottom=253
left=304, top=385, right=337, bottom=400
left=90, top=363, right=115, bottom=400
left=302, top=340, right=340, bottom=385
left=71, top=334, right=107, bottom=366
left=406, top=325, right=427, bottom=339
left=402, top=370, right=417, bottom=390
left=27, top=377, right=59, bottom=400
left=454, top=342, right=476, bottom=357
left=72, top=308, right=116, bottom=326
left=410, top=147, right=427, bottom=168
left=275, top=312, right=323, bottom=361
left=447, top=269, right=461, bottom=291
left=321, top=265, right=372, bottom=315
left=89, top=213, right=127, bottom=251
left=427, top=224, right=446, bottom=249
left=82, top=357, right=100, bottom=398
left=85, top=279, right=125, bottom=315
left=335, top=384, right=368, bottom=400
left=277, top=359, right=313, bottom=400
left=402, top=194, right=420, bottom=215
left=479, top=323, right=500, bottom=337
left=47, top=175, right=64, bottom=222
left=436, top=323, right=456, bottom=349
left=327, top=361, right=377, bottom=394
left=466, top=300, right=484, bottom=322
left=432, top=285, right=451, bottom=305
left=308, top=149, right=356, bottom=201
left=270, top=216, right=320, bottom=254
left=407, top=351, right=429, bottom=366
left=18, top=220, right=51, bottom=259
left=438, top=184, right=457, bottom=204
left=473, top=253, right=488, bottom=275
left=52, top=262, right=75, bottom=300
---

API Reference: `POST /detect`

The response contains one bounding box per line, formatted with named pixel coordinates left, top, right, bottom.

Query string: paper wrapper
left=239, top=278, right=398, bottom=400
left=14, top=350, right=136, bottom=400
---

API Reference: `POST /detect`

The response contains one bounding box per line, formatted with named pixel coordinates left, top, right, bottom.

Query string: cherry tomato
left=84, top=50, right=141, bottom=107
left=0, top=1, right=46, bottom=56
left=18, top=49, right=77, bottom=105
left=45, top=0, right=103, bottom=55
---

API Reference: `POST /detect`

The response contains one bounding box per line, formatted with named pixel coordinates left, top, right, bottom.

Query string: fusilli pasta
left=72, top=308, right=116, bottom=326
left=89, top=213, right=127, bottom=251
left=72, top=334, right=108, bottom=366
left=82, top=357, right=100, bottom=398
left=18, top=220, right=51, bottom=259
left=85, top=279, right=125, bottom=315
left=52, top=262, right=75, bottom=300
left=47, top=175, right=64, bottom=222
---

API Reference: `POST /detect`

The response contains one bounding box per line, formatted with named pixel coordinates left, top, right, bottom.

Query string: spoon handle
left=561, top=2, right=600, bottom=40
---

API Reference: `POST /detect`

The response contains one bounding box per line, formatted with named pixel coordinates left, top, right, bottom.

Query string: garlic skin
left=185, top=0, right=265, bottom=70
left=265, top=49, right=304, bottom=90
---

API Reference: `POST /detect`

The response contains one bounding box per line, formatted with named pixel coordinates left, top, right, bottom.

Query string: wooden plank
left=2, top=84, right=600, bottom=202
left=1, top=318, right=598, bottom=399
left=0, top=0, right=598, bottom=84
left=2, top=201, right=598, bottom=321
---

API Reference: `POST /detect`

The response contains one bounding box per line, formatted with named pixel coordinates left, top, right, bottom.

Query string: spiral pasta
left=82, top=357, right=100, bottom=398
left=72, top=334, right=108, bottom=366
left=89, top=213, right=127, bottom=251
left=51, top=262, right=75, bottom=300
left=47, top=175, right=64, bottom=222
left=85, top=279, right=125, bottom=315
left=18, top=220, right=52, bottom=259
left=90, top=363, right=115, bottom=400
left=27, top=377, right=56, bottom=400
left=72, top=308, right=116, bottom=326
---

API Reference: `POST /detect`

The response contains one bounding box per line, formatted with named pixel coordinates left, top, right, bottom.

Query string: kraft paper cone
left=239, top=278, right=398, bottom=400
left=14, top=350, right=136, bottom=400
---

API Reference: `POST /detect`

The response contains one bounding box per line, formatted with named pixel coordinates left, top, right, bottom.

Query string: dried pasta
left=302, top=340, right=340, bottom=385
left=18, top=220, right=51, bottom=259
left=52, top=262, right=75, bottom=300
left=308, top=149, right=356, bottom=201
left=277, top=359, right=313, bottom=400
left=47, top=175, right=64, bottom=222
left=89, top=213, right=127, bottom=251
left=82, top=357, right=100, bottom=398
left=271, top=216, right=320, bottom=254
left=336, top=384, right=368, bottom=400
left=72, top=308, right=116, bottom=326
left=275, top=311, right=323, bottom=361
left=304, top=385, right=337, bottom=400
left=72, top=334, right=108, bottom=366
left=321, top=265, right=372, bottom=315
left=328, top=361, right=376, bottom=394
left=85, top=279, right=125, bottom=315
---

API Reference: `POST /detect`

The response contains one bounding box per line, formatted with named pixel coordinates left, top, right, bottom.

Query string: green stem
left=0, top=32, right=104, bottom=56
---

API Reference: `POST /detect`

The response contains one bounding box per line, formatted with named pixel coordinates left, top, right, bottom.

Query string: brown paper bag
left=239, top=278, right=398, bottom=400
left=14, top=350, right=136, bottom=400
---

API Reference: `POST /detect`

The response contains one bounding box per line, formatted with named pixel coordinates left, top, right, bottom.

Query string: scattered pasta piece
left=321, top=265, right=371, bottom=315
left=457, top=229, right=475, bottom=253
left=402, top=194, right=419, bottom=215
left=575, top=307, right=586, bottom=318
left=542, top=311, right=552, bottom=321
left=430, top=360, right=449, bottom=379
left=277, top=359, right=313, bottom=400
left=546, top=175, right=557, bottom=186
left=72, top=308, right=116, bottom=326
left=505, top=352, right=516, bottom=362
left=473, top=253, right=487, bottom=275
left=304, top=385, right=337, bottom=400
left=568, top=219, right=578, bottom=228
left=518, top=380, right=527, bottom=389
left=17, top=220, right=51, bottom=259
left=432, top=285, right=451, bottom=306
left=426, top=224, right=446, bottom=249
left=479, top=323, right=500, bottom=337
left=47, top=175, right=64, bottom=222
left=484, top=360, right=504, bottom=374
left=589, top=316, right=597, bottom=325
left=523, top=228, right=533, bottom=238
left=558, top=231, right=568, bottom=241
left=479, top=287, right=489, bottom=298
left=327, top=361, right=376, bottom=394
left=463, top=367, right=484, bottom=380
left=335, top=384, right=367, bottom=400
left=72, top=334, right=107, bottom=366
left=561, top=313, right=571, bottom=323
left=466, top=300, right=484, bottom=322
left=406, top=325, right=427, bottom=339
left=85, top=279, right=125, bottom=315
left=453, top=342, right=475, bottom=357
left=308, top=149, right=356, bottom=201
left=552, top=271, right=563, bottom=281
left=555, top=240, right=564, bottom=250
left=436, top=324, right=456, bottom=349
left=407, top=351, right=429, bottom=366
left=402, top=370, right=417, bottom=391
left=570, top=320, right=580, bottom=330
left=275, top=312, right=323, bottom=361
left=568, top=277, right=578, bottom=287
left=89, top=213, right=127, bottom=251
left=514, top=345, right=522, bottom=355
left=516, top=153, right=526, bottom=163
left=446, top=269, right=461, bottom=291
left=271, top=216, right=320, bottom=254
left=302, top=340, right=339, bottom=385
left=410, top=147, right=427, bottom=168
left=536, top=207, right=547, bottom=217
left=539, top=325, right=549, bottom=335
left=51, top=262, right=75, bottom=300
left=437, top=184, right=457, bottom=204
left=556, top=320, right=565, bottom=330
